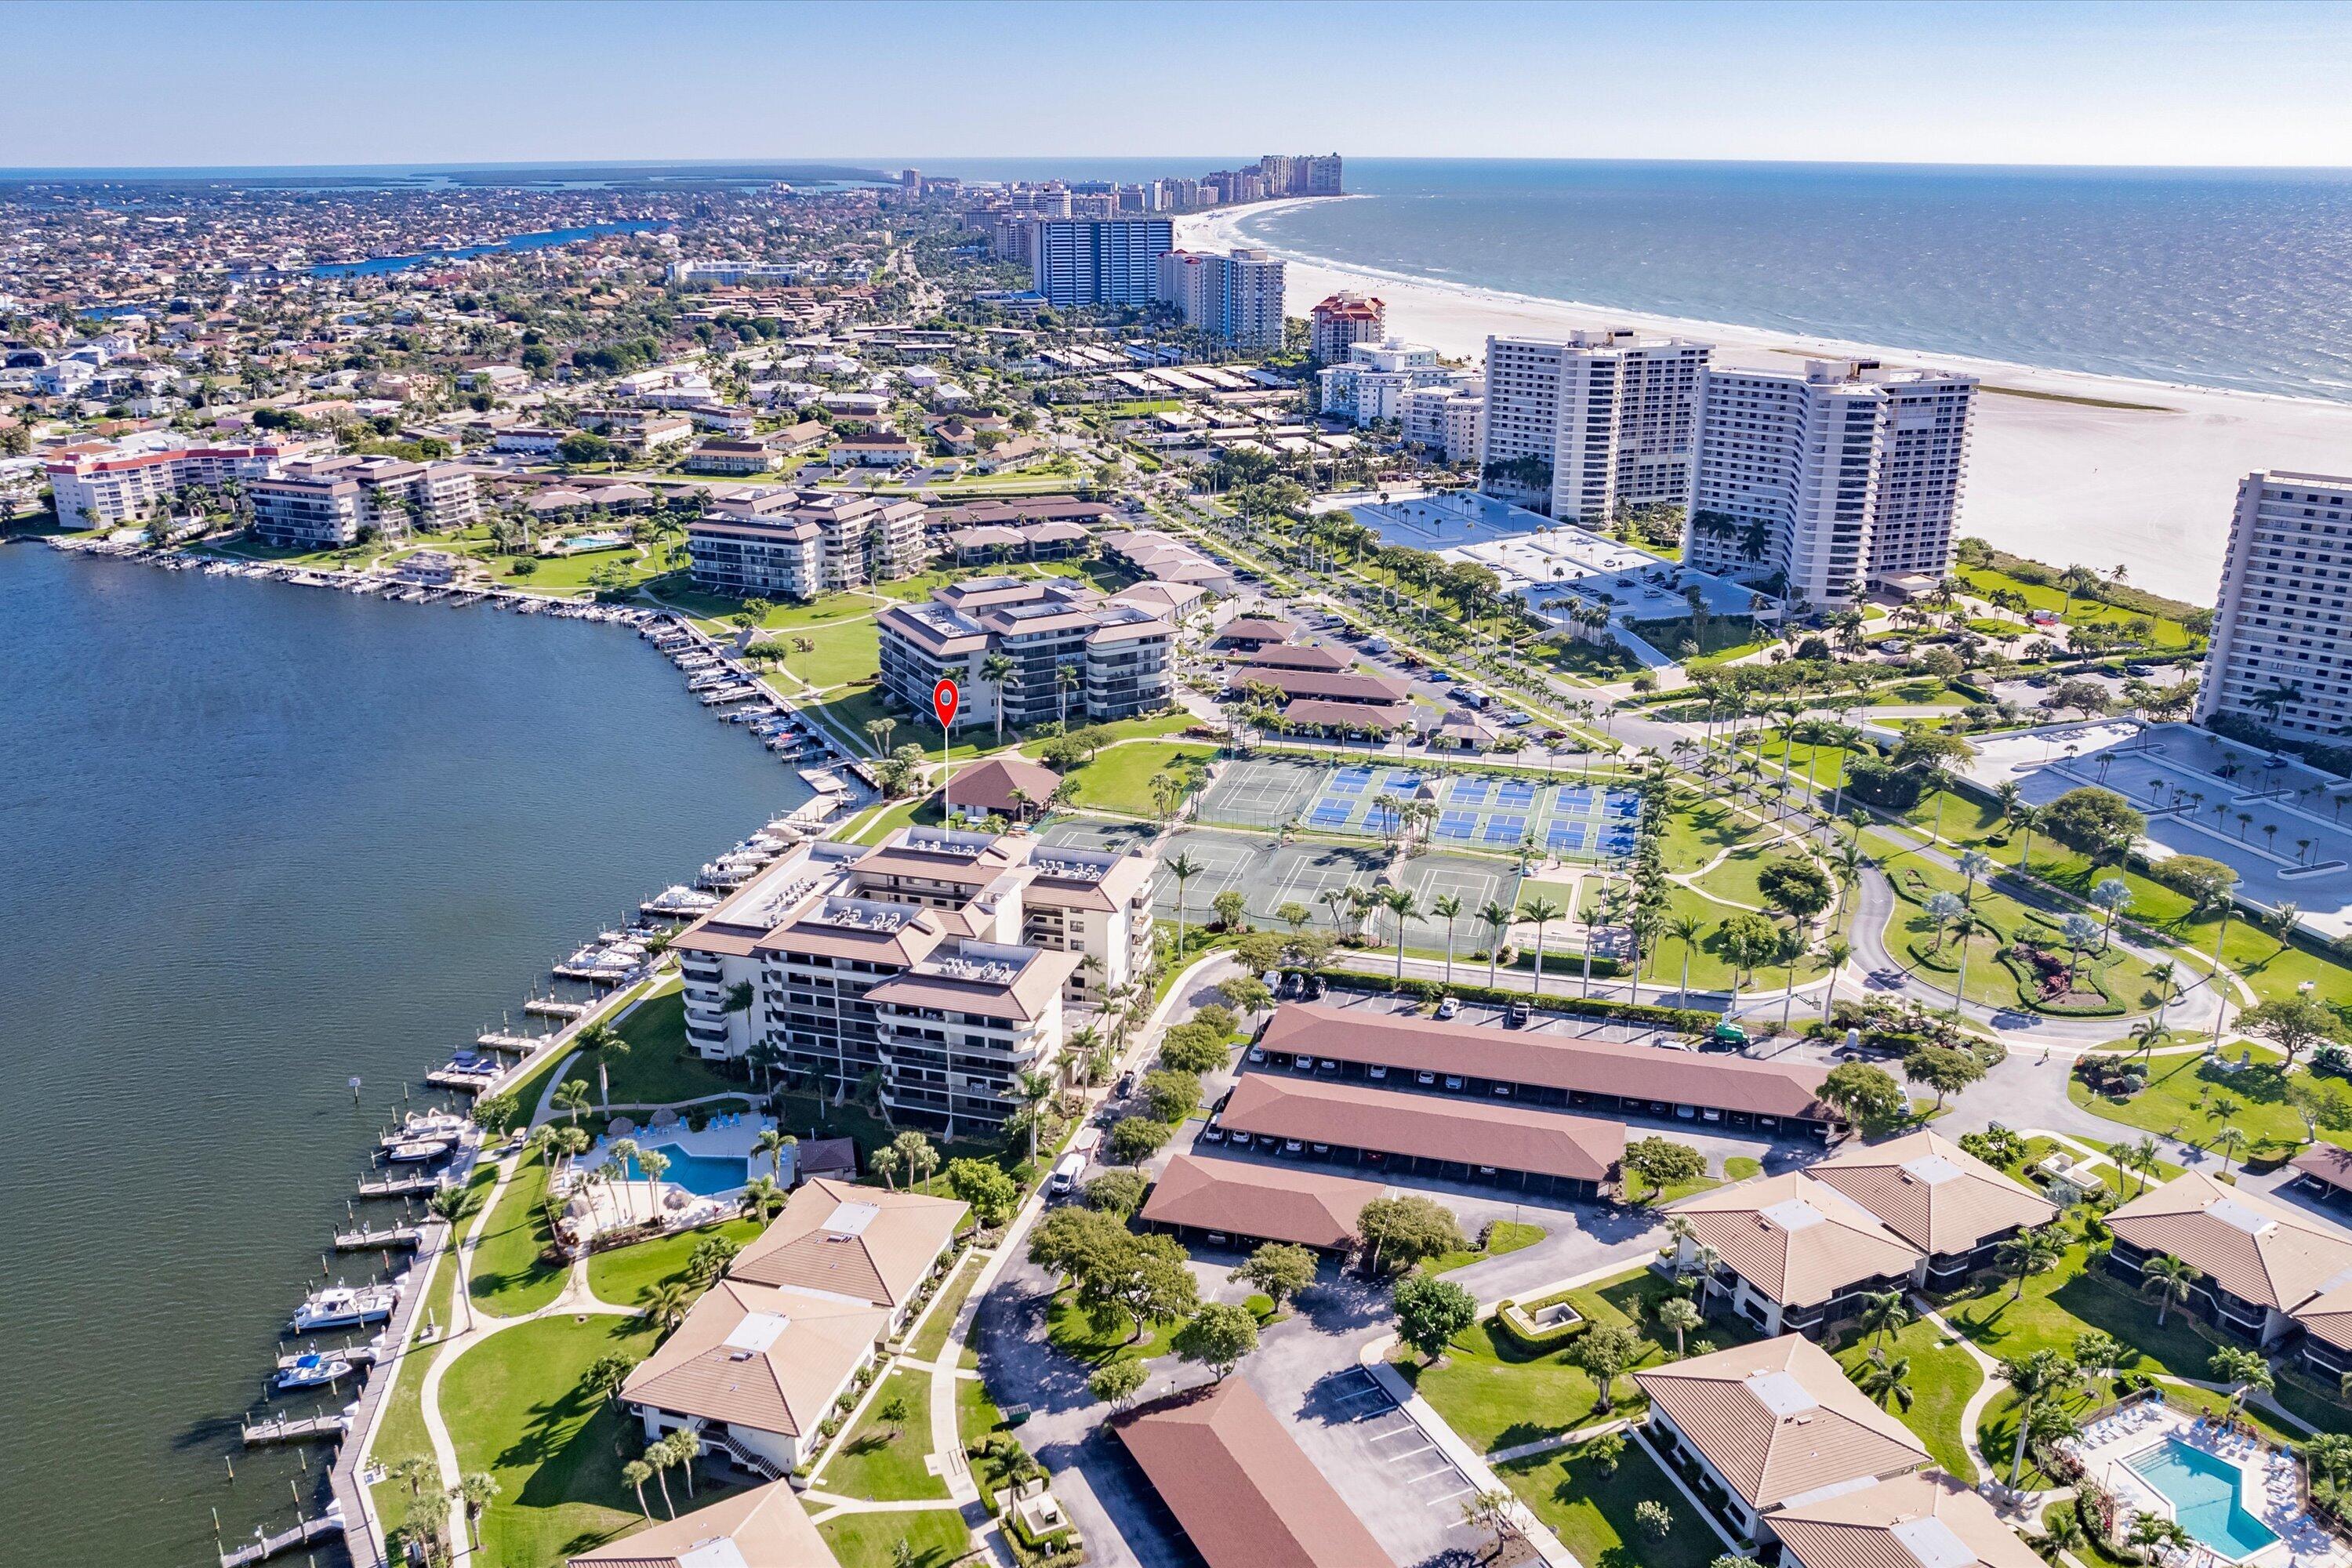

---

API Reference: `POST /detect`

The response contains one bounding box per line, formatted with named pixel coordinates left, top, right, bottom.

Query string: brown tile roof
left=565, top=1478, right=841, bottom=1568
left=2292, top=1144, right=2352, bottom=1196
left=862, top=946, right=1080, bottom=1022
left=1256, top=1004, right=1836, bottom=1120
left=619, top=1277, right=888, bottom=1439
left=1768, top=1471, right=2044, bottom=1568
left=1112, top=1378, right=1394, bottom=1568
left=1140, top=1153, right=1387, bottom=1250
left=1218, top=1073, right=1623, bottom=1184
left=1279, top=697, right=1413, bottom=731
left=1806, top=1130, right=2056, bottom=1256
left=728, top=1178, right=966, bottom=1308
left=1633, top=1334, right=1929, bottom=1514
left=1669, top=1171, right=1922, bottom=1308
left=1236, top=666, right=1412, bottom=704
left=938, top=755, right=1062, bottom=815
left=1244, top=643, right=1353, bottom=673
left=1214, top=616, right=1298, bottom=645
left=2108, top=1170, right=2352, bottom=1312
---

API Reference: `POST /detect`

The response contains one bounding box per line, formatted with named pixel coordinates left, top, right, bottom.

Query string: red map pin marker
left=932, top=677, right=960, bottom=728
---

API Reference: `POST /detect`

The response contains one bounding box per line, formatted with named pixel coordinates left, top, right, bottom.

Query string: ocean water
left=1235, top=159, right=2352, bottom=402
left=0, top=546, right=807, bottom=1566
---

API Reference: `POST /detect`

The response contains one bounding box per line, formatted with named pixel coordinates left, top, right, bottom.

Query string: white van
left=1050, top=1150, right=1087, bottom=1196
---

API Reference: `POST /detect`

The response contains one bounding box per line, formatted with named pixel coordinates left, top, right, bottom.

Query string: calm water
left=1229, top=159, right=2352, bottom=401
left=0, top=545, right=805, bottom=1566
left=305, top=220, right=659, bottom=276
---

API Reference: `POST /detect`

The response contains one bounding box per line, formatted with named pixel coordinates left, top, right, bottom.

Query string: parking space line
left=1334, top=1381, right=1388, bottom=1403
left=1381, top=1443, right=1438, bottom=1464
left=1363, top=1423, right=1421, bottom=1441
left=1404, top=1465, right=1460, bottom=1483
left=1424, top=1485, right=1476, bottom=1506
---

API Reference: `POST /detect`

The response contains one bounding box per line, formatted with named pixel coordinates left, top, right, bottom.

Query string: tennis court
left=1038, top=818, right=1157, bottom=852
left=1397, top=854, right=1519, bottom=919
left=1192, top=757, right=1326, bottom=829
left=1154, top=828, right=1386, bottom=925
left=1430, top=777, right=1642, bottom=863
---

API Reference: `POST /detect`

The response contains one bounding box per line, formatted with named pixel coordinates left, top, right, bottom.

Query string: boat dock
left=332, top=1224, right=419, bottom=1251
left=425, top=1067, right=496, bottom=1093
left=241, top=1410, right=350, bottom=1446
left=276, top=1339, right=381, bottom=1373
left=355, top=1171, right=445, bottom=1199
left=219, top=1508, right=343, bottom=1568
left=477, top=1030, right=539, bottom=1049
left=524, top=997, right=588, bottom=1019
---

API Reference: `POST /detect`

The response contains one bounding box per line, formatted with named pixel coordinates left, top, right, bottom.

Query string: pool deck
left=2060, top=1401, right=2335, bottom=1568
left=559, top=1112, right=781, bottom=1237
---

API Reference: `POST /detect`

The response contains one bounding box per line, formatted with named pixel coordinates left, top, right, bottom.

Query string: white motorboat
left=291, top=1281, right=399, bottom=1332
left=276, top=1352, right=353, bottom=1390
left=385, top=1136, right=453, bottom=1163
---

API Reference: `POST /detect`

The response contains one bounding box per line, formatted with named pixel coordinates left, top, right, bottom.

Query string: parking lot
left=1310, top=1367, right=1486, bottom=1527
left=1152, top=827, right=1388, bottom=925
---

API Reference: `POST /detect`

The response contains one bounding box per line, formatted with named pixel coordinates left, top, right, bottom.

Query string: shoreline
left=1183, top=198, right=2352, bottom=603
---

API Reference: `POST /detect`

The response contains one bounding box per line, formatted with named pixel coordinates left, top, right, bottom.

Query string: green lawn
left=594, top=986, right=751, bottom=1105
left=1641, top=880, right=1835, bottom=994
left=758, top=617, right=880, bottom=691
left=1958, top=566, right=2201, bottom=649
left=1657, top=798, right=1760, bottom=876
left=957, top=1366, right=1007, bottom=1450
left=1060, top=741, right=1218, bottom=816
left=818, top=1368, right=947, bottom=1501
left=1940, top=1232, right=2243, bottom=1381
left=814, top=1508, right=972, bottom=1568
left=1827, top=1316, right=1983, bottom=1481
left=585, top=1217, right=762, bottom=1310
left=1044, top=1289, right=1183, bottom=1367
left=1421, top=1221, right=1548, bottom=1276
left=469, top=1146, right=569, bottom=1316
left=2063, top=1044, right=2315, bottom=1167
left=441, top=1313, right=673, bottom=1568
left=1402, top=1267, right=1755, bottom=1454
left=368, top=1240, right=466, bottom=1539
left=909, top=1255, right=982, bottom=1363
left=1495, top=1438, right=1720, bottom=1568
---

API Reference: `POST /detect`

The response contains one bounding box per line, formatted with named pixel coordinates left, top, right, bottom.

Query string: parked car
left=1435, top=996, right=1461, bottom=1020
left=1503, top=1003, right=1530, bottom=1029
left=1115, top=1070, right=1136, bottom=1097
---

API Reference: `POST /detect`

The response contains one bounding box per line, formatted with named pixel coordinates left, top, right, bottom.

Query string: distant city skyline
left=8, top=0, right=2352, bottom=170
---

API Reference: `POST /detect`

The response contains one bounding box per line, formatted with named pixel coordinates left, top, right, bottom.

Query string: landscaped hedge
left=1998, top=946, right=2125, bottom=1016
left=1314, top=967, right=1719, bottom=1033
left=1494, top=1290, right=1594, bottom=1351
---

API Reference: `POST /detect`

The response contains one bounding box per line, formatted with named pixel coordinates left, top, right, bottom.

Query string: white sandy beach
left=1183, top=199, right=2352, bottom=604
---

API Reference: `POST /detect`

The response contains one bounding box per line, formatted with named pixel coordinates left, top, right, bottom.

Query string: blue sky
left=7, top=0, right=2350, bottom=169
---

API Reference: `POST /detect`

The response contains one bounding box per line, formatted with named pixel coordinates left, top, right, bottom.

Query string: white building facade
left=1682, top=358, right=1976, bottom=607
left=2198, top=470, right=2352, bottom=737
left=1318, top=339, right=1464, bottom=427
left=1477, top=330, right=1711, bottom=523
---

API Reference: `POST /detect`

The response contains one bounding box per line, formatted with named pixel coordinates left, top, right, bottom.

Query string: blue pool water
left=622, top=1143, right=751, bottom=1197
left=2126, top=1439, right=2279, bottom=1561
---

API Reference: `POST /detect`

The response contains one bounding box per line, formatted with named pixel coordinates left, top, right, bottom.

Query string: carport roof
left=1255, top=1004, right=1836, bottom=1120
left=1218, top=1073, right=1623, bottom=1184
left=1139, top=1152, right=1387, bottom=1250
left=1112, top=1377, right=1396, bottom=1568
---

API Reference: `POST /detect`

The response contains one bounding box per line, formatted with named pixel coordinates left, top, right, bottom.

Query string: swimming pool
left=2125, top=1438, right=2280, bottom=1561
left=622, top=1143, right=751, bottom=1198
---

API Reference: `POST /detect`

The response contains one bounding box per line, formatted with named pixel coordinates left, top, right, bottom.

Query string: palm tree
left=1998, top=1349, right=2080, bottom=1485
left=2009, top=802, right=2042, bottom=874
left=1055, top=662, right=1082, bottom=727
left=575, top=1020, right=630, bottom=1109
left=1431, top=894, right=1463, bottom=988
left=1854, top=1348, right=1915, bottom=1412
left=1821, top=936, right=1853, bottom=1024
left=669, top=1425, right=702, bottom=1497
left=1479, top=901, right=1515, bottom=988
left=1657, top=1295, right=1702, bottom=1357
left=452, top=1473, right=500, bottom=1552
left=1858, top=1287, right=1911, bottom=1345
left=739, top=1174, right=787, bottom=1222
left=644, top=1436, right=677, bottom=1517
left=1167, top=851, right=1200, bottom=958
left=752, top=1127, right=795, bottom=1183
left=2214, top=1123, right=2249, bottom=1178
left=1012, top=1068, right=1058, bottom=1163
left=552, top=1078, right=593, bottom=1125
left=2140, top=1254, right=2200, bottom=1327
left=1382, top=887, right=1422, bottom=980
left=981, top=652, right=1016, bottom=744
left=621, top=1459, right=655, bottom=1520
left=1668, top=913, right=1706, bottom=1008
left=642, top=1279, right=694, bottom=1333
left=1519, top=897, right=1563, bottom=998
left=2120, top=1136, right=2161, bottom=1198
left=1998, top=1225, right=2065, bottom=1302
